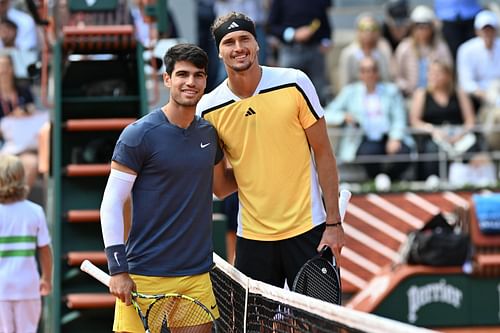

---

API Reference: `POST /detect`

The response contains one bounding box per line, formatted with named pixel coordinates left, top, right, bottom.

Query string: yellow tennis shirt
left=197, top=66, right=326, bottom=241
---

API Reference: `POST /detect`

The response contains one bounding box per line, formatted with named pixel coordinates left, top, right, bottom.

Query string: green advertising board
left=374, top=274, right=500, bottom=327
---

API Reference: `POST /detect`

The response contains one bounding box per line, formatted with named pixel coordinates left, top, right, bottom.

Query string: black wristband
left=325, top=221, right=342, bottom=227
left=105, top=244, right=129, bottom=275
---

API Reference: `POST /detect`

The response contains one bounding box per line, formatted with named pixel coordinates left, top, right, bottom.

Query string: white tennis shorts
left=0, top=299, right=41, bottom=333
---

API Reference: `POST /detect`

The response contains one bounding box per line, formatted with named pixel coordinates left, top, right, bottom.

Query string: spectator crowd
left=193, top=0, right=500, bottom=189
left=1, top=0, right=500, bottom=193
left=0, top=0, right=47, bottom=199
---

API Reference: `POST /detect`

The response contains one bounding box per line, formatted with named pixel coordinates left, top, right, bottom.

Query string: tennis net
left=211, top=253, right=437, bottom=333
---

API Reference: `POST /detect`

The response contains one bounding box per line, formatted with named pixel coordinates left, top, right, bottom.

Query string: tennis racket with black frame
left=80, top=260, right=219, bottom=333
left=292, top=189, right=351, bottom=305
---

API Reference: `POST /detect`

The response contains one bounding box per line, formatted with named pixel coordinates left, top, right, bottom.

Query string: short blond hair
left=0, top=154, right=28, bottom=203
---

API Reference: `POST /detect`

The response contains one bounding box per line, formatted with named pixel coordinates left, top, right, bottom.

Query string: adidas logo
left=244, top=108, right=256, bottom=117
left=227, top=21, right=240, bottom=30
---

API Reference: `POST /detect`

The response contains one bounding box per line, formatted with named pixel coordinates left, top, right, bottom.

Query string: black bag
left=407, top=214, right=470, bottom=267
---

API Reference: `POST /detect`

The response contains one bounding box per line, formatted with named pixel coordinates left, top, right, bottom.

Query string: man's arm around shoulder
left=213, top=157, right=237, bottom=200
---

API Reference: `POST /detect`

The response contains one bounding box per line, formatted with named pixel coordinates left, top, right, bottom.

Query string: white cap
left=410, top=5, right=435, bottom=24
left=474, top=10, right=498, bottom=30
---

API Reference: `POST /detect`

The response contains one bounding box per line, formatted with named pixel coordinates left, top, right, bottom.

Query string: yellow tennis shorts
left=113, top=272, right=219, bottom=332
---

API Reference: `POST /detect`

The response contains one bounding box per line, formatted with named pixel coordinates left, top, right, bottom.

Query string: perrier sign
left=374, top=274, right=500, bottom=327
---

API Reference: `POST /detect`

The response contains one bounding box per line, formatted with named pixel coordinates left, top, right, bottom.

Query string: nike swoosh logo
left=200, top=142, right=211, bottom=148
left=210, top=304, right=217, bottom=310
left=113, top=252, right=120, bottom=266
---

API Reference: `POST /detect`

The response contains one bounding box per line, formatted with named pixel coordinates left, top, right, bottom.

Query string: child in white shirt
left=0, top=154, right=52, bottom=333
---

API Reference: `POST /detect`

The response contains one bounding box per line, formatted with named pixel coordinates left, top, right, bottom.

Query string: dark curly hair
left=163, top=43, right=208, bottom=76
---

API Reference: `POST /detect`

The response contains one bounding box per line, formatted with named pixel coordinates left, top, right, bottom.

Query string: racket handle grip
left=339, top=189, right=351, bottom=222
left=80, top=259, right=111, bottom=287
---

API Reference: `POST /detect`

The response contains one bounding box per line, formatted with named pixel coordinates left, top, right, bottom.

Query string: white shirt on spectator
left=130, top=6, right=150, bottom=47
left=6, top=7, right=38, bottom=51
left=362, top=92, right=389, bottom=141
left=0, top=200, right=50, bottom=300
left=0, top=111, right=48, bottom=155
left=457, top=36, right=500, bottom=93
left=0, top=48, right=38, bottom=79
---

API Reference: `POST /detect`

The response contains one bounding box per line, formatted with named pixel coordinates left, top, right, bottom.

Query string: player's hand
left=110, top=273, right=136, bottom=305
left=318, top=226, right=345, bottom=265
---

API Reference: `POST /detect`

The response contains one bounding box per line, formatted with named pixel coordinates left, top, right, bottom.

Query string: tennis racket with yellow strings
left=80, top=260, right=218, bottom=333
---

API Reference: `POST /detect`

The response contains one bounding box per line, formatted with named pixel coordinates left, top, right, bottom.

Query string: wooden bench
left=65, top=164, right=110, bottom=177
left=65, top=293, right=115, bottom=309
left=66, top=209, right=100, bottom=223
left=65, top=118, right=135, bottom=131
left=66, top=251, right=106, bottom=266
